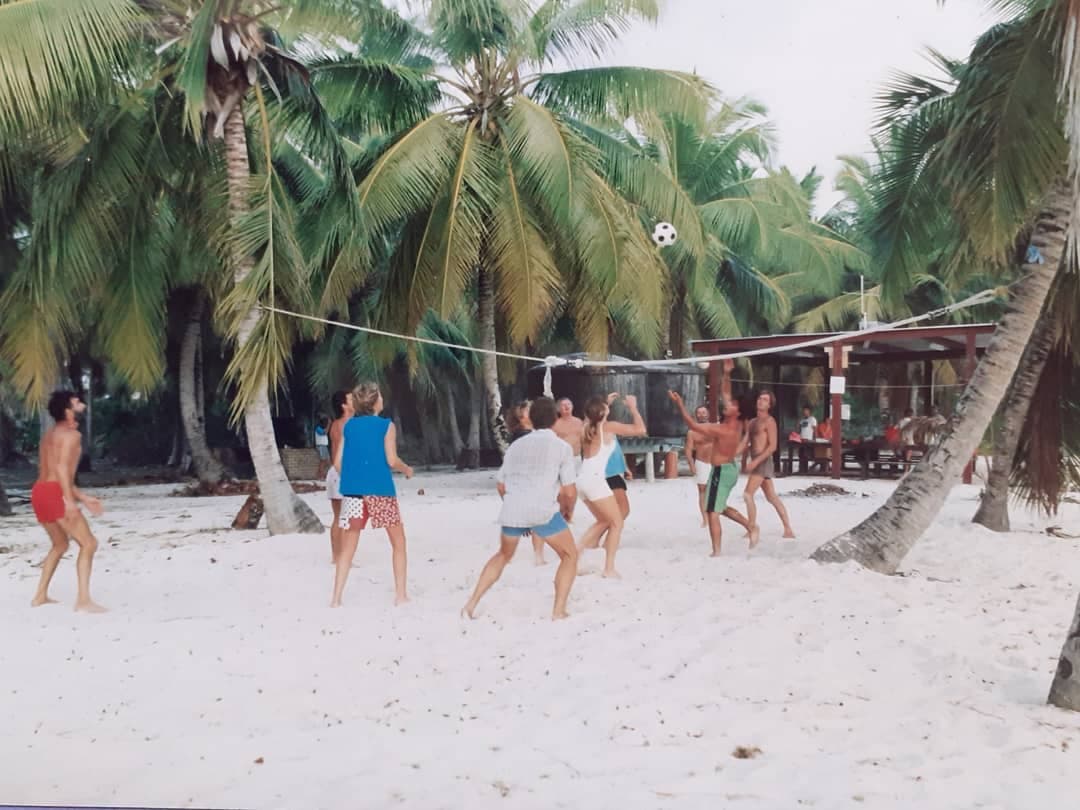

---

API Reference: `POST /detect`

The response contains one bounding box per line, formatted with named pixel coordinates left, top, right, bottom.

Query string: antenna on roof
left=859, top=275, right=868, bottom=331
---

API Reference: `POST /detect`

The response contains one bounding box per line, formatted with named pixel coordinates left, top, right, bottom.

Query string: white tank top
left=579, top=424, right=616, bottom=480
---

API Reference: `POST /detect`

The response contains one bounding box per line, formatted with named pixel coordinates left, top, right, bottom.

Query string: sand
left=1, top=471, right=1078, bottom=809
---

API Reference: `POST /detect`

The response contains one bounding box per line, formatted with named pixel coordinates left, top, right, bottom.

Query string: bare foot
left=748, top=526, right=761, bottom=549
left=782, top=529, right=796, bottom=539
left=395, top=594, right=411, bottom=606
left=552, top=610, right=569, bottom=620
left=461, top=604, right=476, bottom=620
left=534, top=554, right=547, bottom=566
left=31, top=595, right=59, bottom=607
left=601, top=569, right=621, bottom=580
left=74, top=600, right=108, bottom=614
left=709, top=551, right=722, bottom=558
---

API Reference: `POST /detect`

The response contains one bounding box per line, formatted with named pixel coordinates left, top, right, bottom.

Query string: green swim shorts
left=704, top=462, right=739, bottom=513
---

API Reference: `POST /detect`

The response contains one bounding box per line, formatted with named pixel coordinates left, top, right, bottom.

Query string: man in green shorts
left=669, top=359, right=754, bottom=555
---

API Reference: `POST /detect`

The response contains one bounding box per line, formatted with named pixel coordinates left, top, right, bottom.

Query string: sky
left=599, top=0, right=997, bottom=212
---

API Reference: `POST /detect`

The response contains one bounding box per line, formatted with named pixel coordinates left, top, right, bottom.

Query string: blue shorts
left=502, top=512, right=568, bottom=539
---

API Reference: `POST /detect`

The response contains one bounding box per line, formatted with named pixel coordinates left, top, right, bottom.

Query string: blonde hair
left=351, top=382, right=380, bottom=416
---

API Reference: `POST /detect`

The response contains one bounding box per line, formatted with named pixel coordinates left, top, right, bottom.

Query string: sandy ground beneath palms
left=1, top=470, right=1078, bottom=809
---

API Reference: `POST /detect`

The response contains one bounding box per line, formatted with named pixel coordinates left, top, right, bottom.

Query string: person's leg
left=706, top=511, right=723, bottom=556
left=762, top=479, right=795, bottom=538
left=329, top=499, right=342, bottom=564
left=58, top=511, right=105, bottom=612
left=384, top=523, right=409, bottom=604
left=743, top=475, right=763, bottom=547
left=331, top=526, right=361, bottom=607
left=614, top=488, right=630, bottom=521
left=722, top=506, right=752, bottom=533
left=543, top=529, right=578, bottom=619
left=531, top=532, right=546, bottom=566
left=589, top=496, right=624, bottom=578
left=697, top=484, right=707, bottom=527
left=462, top=535, right=520, bottom=618
left=31, top=522, right=69, bottom=607
left=576, top=499, right=609, bottom=552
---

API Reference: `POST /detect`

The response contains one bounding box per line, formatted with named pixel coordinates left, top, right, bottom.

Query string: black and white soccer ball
left=652, top=221, right=677, bottom=247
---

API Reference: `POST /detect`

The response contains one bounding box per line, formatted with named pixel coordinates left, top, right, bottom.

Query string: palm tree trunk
left=810, top=178, right=1070, bottom=573
left=971, top=310, right=1057, bottom=531
left=461, top=372, right=481, bottom=468
left=222, top=101, right=322, bottom=535
left=179, top=288, right=227, bottom=486
left=446, top=385, right=465, bottom=457
left=477, top=265, right=507, bottom=453
left=0, top=481, right=11, bottom=517
left=1048, top=592, right=1080, bottom=711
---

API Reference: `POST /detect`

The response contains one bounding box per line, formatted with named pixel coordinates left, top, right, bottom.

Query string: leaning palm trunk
left=222, top=103, right=322, bottom=534
left=972, top=310, right=1058, bottom=531
left=477, top=266, right=507, bottom=454
left=179, top=288, right=227, bottom=486
left=811, top=178, right=1071, bottom=573
left=1048, top=592, right=1080, bottom=711
left=0, top=481, right=11, bottom=517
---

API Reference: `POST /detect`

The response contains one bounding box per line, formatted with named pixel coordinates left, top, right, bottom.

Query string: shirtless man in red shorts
left=30, top=390, right=106, bottom=612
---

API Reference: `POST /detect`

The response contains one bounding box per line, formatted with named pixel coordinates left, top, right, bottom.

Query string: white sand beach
left=2, top=471, right=1078, bottom=809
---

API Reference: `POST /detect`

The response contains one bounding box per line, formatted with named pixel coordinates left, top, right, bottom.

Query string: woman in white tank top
left=577, top=393, right=646, bottom=578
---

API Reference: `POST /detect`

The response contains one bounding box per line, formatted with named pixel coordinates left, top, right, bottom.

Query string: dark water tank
left=526, top=355, right=705, bottom=438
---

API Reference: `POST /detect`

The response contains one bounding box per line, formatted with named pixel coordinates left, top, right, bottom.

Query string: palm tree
left=308, top=0, right=714, bottom=446
left=810, top=6, right=1070, bottom=573
left=585, top=102, right=864, bottom=353
left=0, top=1, right=411, bottom=533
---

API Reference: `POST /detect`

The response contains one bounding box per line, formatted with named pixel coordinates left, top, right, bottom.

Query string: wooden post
left=962, top=332, right=978, bottom=484
left=922, top=358, right=933, bottom=415
left=707, top=359, right=720, bottom=422
left=664, top=450, right=679, bottom=479
left=830, top=342, right=844, bottom=479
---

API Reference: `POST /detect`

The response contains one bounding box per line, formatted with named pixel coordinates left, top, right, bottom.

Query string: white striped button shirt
left=496, top=429, right=577, bottom=527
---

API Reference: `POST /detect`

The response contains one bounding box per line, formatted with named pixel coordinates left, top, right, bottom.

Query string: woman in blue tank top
left=331, top=382, right=414, bottom=607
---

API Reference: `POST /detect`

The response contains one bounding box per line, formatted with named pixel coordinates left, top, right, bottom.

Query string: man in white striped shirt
left=462, top=397, right=579, bottom=620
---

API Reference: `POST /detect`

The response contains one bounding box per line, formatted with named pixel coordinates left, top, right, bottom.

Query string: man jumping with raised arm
left=669, top=359, right=755, bottom=555
left=685, top=405, right=714, bottom=527
left=30, top=390, right=106, bottom=612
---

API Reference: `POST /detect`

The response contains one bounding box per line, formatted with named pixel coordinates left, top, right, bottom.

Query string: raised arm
left=383, top=423, right=414, bottom=479
left=606, top=394, right=647, bottom=437
left=669, top=391, right=722, bottom=437
left=721, top=357, right=734, bottom=408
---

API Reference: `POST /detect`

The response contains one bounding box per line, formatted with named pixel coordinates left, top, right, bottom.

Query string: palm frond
left=532, top=67, right=714, bottom=125
left=0, top=0, right=140, bottom=136
left=355, top=114, right=465, bottom=234
left=526, top=0, right=659, bottom=65
left=568, top=119, right=705, bottom=257
left=490, top=138, right=563, bottom=344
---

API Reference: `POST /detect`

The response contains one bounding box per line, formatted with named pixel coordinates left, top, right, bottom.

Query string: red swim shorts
left=31, top=481, right=66, bottom=524
left=337, top=495, right=401, bottom=530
